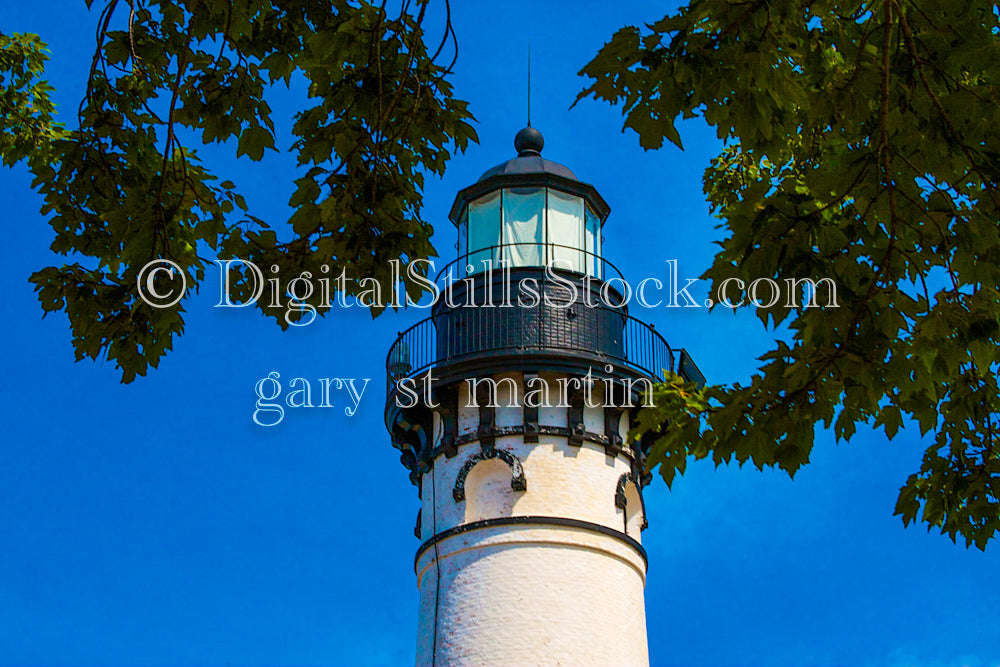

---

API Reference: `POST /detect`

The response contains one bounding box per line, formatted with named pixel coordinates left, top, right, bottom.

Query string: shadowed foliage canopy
left=0, top=0, right=475, bottom=382
left=579, top=0, right=1000, bottom=549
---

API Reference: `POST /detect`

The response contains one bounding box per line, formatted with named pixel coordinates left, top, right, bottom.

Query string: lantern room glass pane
left=458, top=208, right=468, bottom=259
left=467, top=190, right=501, bottom=274
left=585, top=205, right=601, bottom=278
left=547, top=189, right=584, bottom=273
left=502, top=187, right=544, bottom=267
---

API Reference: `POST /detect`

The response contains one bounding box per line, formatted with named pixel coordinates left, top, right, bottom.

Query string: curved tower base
left=409, top=372, right=650, bottom=667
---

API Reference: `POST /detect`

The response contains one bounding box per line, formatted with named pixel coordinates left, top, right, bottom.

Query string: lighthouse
left=385, top=126, right=699, bottom=666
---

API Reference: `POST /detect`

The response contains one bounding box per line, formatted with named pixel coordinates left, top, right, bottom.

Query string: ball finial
left=514, top=126, right=544, bottom=156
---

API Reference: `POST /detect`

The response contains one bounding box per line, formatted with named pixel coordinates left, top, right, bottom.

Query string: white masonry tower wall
left=413, top=372, right=649, bottom=666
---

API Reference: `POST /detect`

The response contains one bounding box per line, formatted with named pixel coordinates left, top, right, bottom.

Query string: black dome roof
left=478, top=154, right=578, bottom=182
left=477, top=126, right=578, bottom=182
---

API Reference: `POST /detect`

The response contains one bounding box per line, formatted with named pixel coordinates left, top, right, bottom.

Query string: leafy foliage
left=0, top=32, right=65, bottom=166
left=2, top=0, right=476, bottom=383
left=580, top=0, right=1000, bottom=549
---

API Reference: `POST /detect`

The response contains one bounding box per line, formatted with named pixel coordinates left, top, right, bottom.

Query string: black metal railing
left=385, top=241, right=678, bottom=417
left=385, top=304, right=674, bottom=398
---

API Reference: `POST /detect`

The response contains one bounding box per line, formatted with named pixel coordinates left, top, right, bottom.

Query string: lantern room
left=448, top=126, right=611, bottom=277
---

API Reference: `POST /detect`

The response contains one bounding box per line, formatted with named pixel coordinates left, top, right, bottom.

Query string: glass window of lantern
left=501, top=187, right=544, bottom=267
left=585, top=204, right=601, bottom=278
left=547, top=189, right=584, bottom=273
left=457, top=208, right=468, bottom=259
left=466, top=190, right=501, bottom=274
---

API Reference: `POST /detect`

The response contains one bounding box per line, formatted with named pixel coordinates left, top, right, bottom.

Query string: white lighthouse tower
left=385, top=126, right=698, bottom=666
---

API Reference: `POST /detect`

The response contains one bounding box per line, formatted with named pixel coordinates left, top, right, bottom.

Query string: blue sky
left=0, top=2, right=997, bottom=666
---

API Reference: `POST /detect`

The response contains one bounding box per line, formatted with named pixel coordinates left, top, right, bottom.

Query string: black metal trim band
left=432, top=424, right=640, bottom=462
left=414, top=515, right=647, bottom=570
